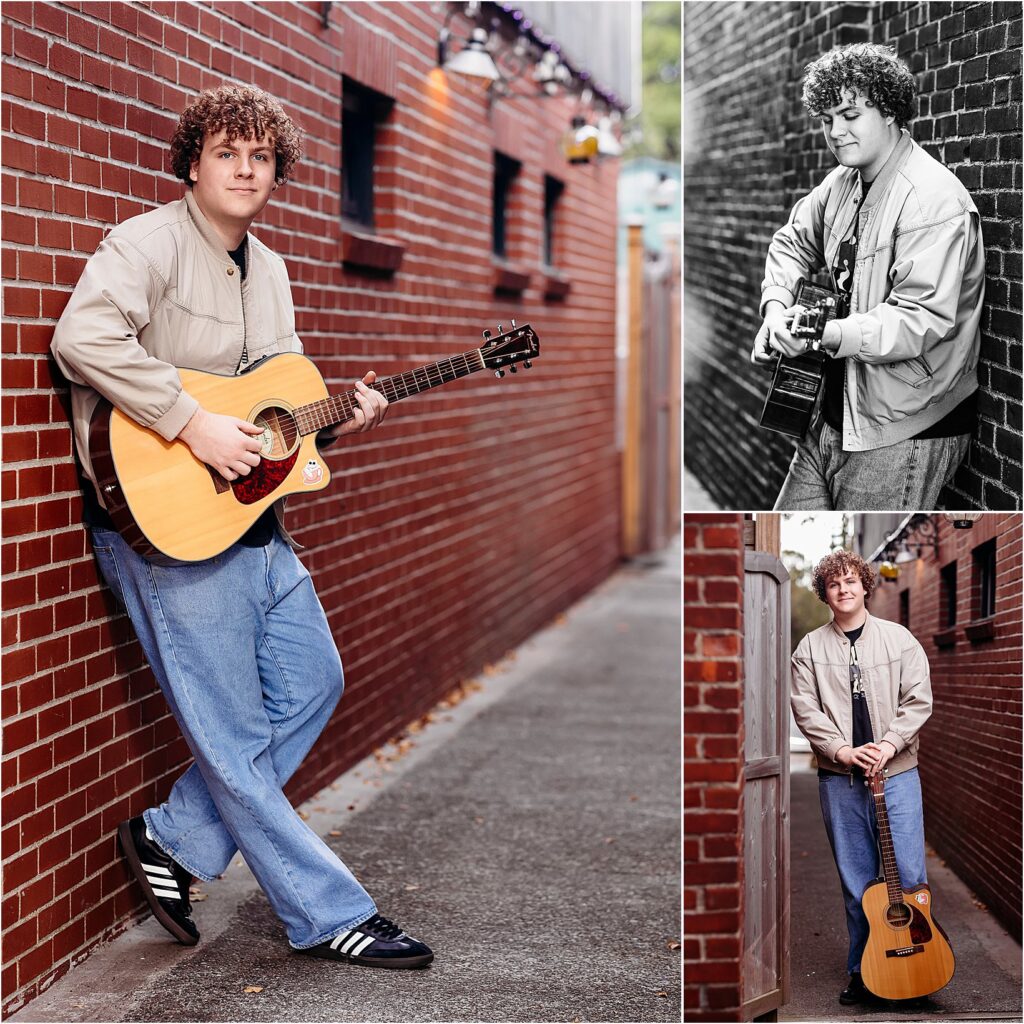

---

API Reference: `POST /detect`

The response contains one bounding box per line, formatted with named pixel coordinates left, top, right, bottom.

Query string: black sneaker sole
left=297, top=945, right=433, bottom=969
left=117, top=820, right=199, bottom=946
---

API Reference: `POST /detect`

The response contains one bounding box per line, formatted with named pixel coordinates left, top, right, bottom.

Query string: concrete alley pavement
left=10, top=543, right=682, bottom=1024
left=782, top=760, right=1021, bottom=1022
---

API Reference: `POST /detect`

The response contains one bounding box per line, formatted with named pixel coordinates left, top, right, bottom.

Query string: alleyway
left=9, top=544, right=681, bottom=1023
left=782, top=760, right=1022, bottom=1022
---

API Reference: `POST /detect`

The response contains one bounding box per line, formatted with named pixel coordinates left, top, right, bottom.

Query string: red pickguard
left=231, top=451, right=299, bottom=505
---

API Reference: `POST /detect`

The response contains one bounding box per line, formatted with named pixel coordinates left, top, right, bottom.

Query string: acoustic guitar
left=860, top=770, right=955, bottom=1000
left=758, top=279, right=845, bottom=438
left=88, top=322, right=539, bottom=565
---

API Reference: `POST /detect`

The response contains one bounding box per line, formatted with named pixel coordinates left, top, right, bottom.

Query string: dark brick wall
left=684, top=0, right=1022, bottom=510
left=1, top=1, right=622, bottom=1013
left=864, top=514, right=1022, bottom=940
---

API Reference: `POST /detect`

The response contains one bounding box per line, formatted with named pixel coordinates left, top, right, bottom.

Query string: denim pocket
left=93, top=544, right=128, bottom=613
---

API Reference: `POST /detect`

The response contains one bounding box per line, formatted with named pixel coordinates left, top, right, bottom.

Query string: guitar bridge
left=885, top=944, right=924, bottom=958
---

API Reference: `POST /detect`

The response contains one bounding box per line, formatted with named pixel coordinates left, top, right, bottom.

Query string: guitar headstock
left=865, top=769, right=888, bottom=794
left=480, top=320, right=540, bottom=378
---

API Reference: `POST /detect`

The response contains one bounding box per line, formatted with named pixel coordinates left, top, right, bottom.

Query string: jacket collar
left=858, top=129, right=913, bottom=211
left=184, top=189, right=247, bottom=267
left=828, top=608, right=872, bottom=641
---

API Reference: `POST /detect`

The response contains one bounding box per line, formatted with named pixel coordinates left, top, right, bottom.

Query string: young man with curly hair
left=791, top=549, right=933, bottom=1004
left=752, top=44, right=985, bottom=510
left=51, top=85, right=433, bottom=968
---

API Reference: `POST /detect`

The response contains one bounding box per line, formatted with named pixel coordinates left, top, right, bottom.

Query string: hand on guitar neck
left=751, top=298, right=842, bottom=364
left=835, top=740, right=897, bottom=776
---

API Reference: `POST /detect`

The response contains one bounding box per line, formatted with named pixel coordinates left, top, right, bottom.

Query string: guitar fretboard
left=872, top=783, right=904, bottom=906
left=292, top=349, right=486, bottom=435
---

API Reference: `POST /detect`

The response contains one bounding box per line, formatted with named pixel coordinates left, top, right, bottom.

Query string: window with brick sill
left=341, top=76, right=404, bottom=274
left=492, top=151, right=530, bottom=295
left=965, top=539, right=997, bottom=643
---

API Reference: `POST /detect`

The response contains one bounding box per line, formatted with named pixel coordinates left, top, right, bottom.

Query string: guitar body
left=90, top=353, right=332, bottom=564
left=860, top=880, right=955, bottom=999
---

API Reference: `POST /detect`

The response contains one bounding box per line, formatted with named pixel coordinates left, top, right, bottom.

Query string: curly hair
left=169, top=85, right=303, bottom=188
left=802, top=43, right=917, bottom=128
left=811, top=549, right=877, bottom=603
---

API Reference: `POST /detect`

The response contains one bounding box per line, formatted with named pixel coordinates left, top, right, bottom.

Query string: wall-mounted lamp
left=440, top=25, right=501, bottom=81
left=944, top=512, right=982, bottom=529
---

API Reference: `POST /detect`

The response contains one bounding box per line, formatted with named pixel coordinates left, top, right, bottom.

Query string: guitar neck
left=871, top=781, right=904, bottom=904
left=292, top=348, right=486, bottom=434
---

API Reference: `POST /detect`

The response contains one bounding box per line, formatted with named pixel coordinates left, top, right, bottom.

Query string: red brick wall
left=1, top=2, right=622, bottom=1014
left=864, top=514, right=1022, bottom=939
left=683, top=513, right=745, bottom=1021
left=684, top=0, right=1022, bottom=510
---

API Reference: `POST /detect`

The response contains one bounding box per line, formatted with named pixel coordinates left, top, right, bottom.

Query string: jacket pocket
left=884, top=355, right=933, bottom=389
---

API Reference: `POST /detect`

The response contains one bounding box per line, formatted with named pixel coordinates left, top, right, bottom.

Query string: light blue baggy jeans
left=818, top=766, right=928, bottom=975
left=90, top=525, right=377, bottom=948
left=774, top=421, right=970, bottom=510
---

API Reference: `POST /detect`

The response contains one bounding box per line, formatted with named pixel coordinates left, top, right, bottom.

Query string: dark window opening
left=939, top=561, right=957, bottom=628
left=342, top=77, right=393, bottom=230
left=493, top=151, right=521, bottom=259
left=899, top=589, right=910, bottom=629
left=543, top=174, right=564, bottom=267
left=972, top=539, right=996, bottom=620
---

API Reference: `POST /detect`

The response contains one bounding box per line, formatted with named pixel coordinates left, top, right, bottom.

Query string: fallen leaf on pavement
left=655, top=990, right=668, bottom=998
left=243, top=986, right=263, bottom=993
left=191, top=893, right=208, bottom=902
left=329, top=830, right=342, bottom=837
left=667, top=940, right=681, bottom=950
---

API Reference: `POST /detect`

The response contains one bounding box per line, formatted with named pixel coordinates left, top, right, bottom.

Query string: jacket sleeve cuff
left=152, top=390, right=200, bottom=441
left=824, top=736, right=850, bottom=761
left=760, top=285, right=795, bottom=317
left=834, top=317, right=861, bottom=359
left=881, top=730, right=905, bottom=755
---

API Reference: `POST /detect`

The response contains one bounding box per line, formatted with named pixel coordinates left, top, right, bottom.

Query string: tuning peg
left=494, top=369, right=505, bottom=378
left=523, top=359, right=532, bottom=369
left=497, top=323, right=503, bottom=335
left=482, top=329, right=492, bottom=341
left=509, top=364, right=517, bottom=373
left=511, top=318, right=517, bottom=329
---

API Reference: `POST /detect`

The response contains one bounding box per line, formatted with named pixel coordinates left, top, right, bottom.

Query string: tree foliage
left=629, top=1, right=680, bottom=161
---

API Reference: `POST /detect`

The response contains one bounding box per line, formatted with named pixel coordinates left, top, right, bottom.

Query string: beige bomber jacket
left=791, top=611, right=932, bottom=778
left=51, top=190, right=305, bottom=537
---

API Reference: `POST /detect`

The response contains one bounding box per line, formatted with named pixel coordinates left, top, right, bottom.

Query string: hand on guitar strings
left=178, top=406, right=265, bottom=482
left=318, top=370, right=389, bottom=443
left=836, top=740, right=898, bottom=777
left=751, top=302, right=808, bottom=364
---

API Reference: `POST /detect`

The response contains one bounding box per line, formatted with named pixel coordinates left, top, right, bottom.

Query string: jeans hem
left=142, top=808, right=219, bottom=883
left=288, top=903, right=379, bottom=950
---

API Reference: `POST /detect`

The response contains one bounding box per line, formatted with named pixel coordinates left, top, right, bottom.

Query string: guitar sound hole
left=886, top=903, right=912, bottom=928
left=252, top=405, right=298, bottom=459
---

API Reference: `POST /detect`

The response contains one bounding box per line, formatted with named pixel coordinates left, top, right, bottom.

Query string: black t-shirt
left=822, top=178, right=976, bottom=439
left=846, top=623, right=873, bottom=778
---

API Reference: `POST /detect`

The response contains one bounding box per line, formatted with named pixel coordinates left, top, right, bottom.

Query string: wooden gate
left=741, top=551, right=791, bottom=1021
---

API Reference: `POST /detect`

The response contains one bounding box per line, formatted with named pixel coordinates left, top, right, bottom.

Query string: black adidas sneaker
left=117, top=816, right=199, bottom=946
left=298, top=913, right=433, bottom=968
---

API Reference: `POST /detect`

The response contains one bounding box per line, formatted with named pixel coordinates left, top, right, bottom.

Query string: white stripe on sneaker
left=329, top=931, right=351, bottom=951
left=340, top=932, right=364, bottom=954
left=351, top=934, right=376, bottom=957
left=142, top=863, right=173, bottom=876
left=150, top=885, right=181, bottom=899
